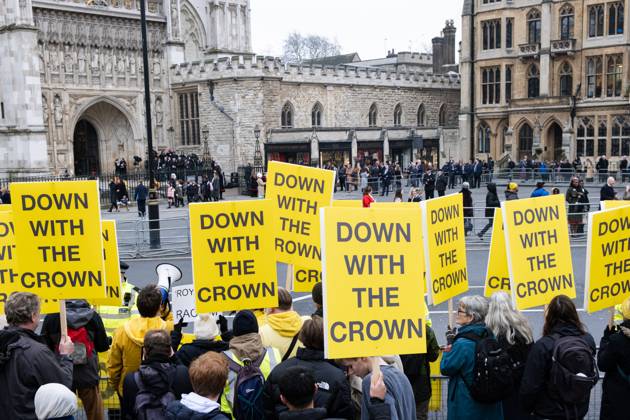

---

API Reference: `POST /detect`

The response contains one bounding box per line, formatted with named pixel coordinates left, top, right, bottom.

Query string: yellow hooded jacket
left=107, top=316, right=171, bottom=396
left=259, top=311, right=310, bottom=359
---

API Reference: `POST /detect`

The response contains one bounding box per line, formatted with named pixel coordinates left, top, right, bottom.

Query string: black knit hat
left=233, top=310, right=259, bottom=337
left=311, top=282, right=323, bottom=306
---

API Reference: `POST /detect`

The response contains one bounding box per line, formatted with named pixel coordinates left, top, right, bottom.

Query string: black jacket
left=122, top=358, right=193, bottom=419
left=600, top=185, right=617, bottom=201
left=461, top=189, right=473, bottom=217
left=484, top=183, right=500, bottom=218
left=520, top=322, right=596, bottom=420
left=400, top=326, right=440, bottom=403
left=278, top=407, right=328, bottom=420
left=166, top=401, right=231, bottom=420
left=436, top=174, right=448, bottom=192
left=0, top=327, right=73, bottom=420
left=598, top=321, right=630, bottom=420
left=41, top=299, right=110, bottom=389
left=175, top=339, right=229, bottom=368
left=497, top=333, right=533, bottom=420
left=263, top=347, right=354, bottom=420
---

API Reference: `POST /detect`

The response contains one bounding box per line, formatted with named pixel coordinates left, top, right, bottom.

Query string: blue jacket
left=530, top=187, right=550, bottom=198
left=440, top=323, right=503, bottom=420
left=135, top=184, right=148, bottom=201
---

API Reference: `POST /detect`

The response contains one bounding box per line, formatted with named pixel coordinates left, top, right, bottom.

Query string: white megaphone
left=156, top=263, right=183, bottom=292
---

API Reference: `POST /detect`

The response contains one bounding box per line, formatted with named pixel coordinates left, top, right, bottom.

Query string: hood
left=123, top=317, right=167, bottom=346
left=266, top=311, right=304, bottom=337
left=65, top=299, right=94, bottom=329
left=279, top=407, right=327, bottom=420
left=180, top=392, right=220, bottom=414
left=296, top=347, right=325, bottom=362
left=229, top=332, right=265, bottom=361
left=138, top=362, right=176, bottom=395
left=0, top=329, right=21, bottom=368
left=487, top=183, right=497, bottom=194
left=188, top=339, right=229, bottom=352
left=457, top=322, right=488, bottom=338
left=550, top=321, right=583, bottom=337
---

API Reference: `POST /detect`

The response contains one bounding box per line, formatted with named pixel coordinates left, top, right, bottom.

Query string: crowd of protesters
left=2, top=283, right=630, bottom=420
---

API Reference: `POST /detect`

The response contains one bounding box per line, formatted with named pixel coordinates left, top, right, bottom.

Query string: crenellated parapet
left=170, top=54, right=461, bottom=89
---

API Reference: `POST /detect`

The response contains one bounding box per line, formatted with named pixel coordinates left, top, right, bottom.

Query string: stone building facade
left=0, top=0, right=461, bottom=176
left=460, top=0, right=630, bottom=167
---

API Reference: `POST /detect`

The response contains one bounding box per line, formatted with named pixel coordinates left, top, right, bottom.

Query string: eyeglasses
left=457, top=309, right=467, bottom=315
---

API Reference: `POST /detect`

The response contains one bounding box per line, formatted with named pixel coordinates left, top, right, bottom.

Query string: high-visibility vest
left=220, top=347, right=281, bottom=414
left=97, top=281, right=139, bottom=338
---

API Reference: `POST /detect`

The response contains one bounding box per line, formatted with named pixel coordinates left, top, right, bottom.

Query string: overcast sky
left=250, top=0, right=464, bottom=61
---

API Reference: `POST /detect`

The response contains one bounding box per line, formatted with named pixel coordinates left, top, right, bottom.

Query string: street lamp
left=139, top=0, right=160, bottom=248
left=253, top=124, right=263, bottom=168
left=202, top=124, right=211, bottom=167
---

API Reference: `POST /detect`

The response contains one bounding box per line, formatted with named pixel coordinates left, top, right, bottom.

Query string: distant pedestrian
left=362, top=186, right=375, bottom=208
left=600, top=177, right=617, bottom=201
left=461, top=182, right=473, bottom=236
left=505, top=182, right=519, bottom=200
left=530, top=181, right=549, bottom=198
left=135, top=181, right=148, bottom=217
left=257, top=173, right=266, bottom=199
left=477, top=182, right=500, bottom=239
left=393, top=189, right=403, bottom=203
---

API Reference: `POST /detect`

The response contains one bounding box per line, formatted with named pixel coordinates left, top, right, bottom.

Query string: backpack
left=224, top=350, right=267, bottom=420
left=549, top=334, right=599, bottom=404
left=455, top=329, right=516, bottom=404
left=66, top=326, right=95, bottom=365
left=133, top=371, right=177, bottom=420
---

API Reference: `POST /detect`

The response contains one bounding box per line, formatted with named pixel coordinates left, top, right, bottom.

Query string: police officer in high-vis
left=96, top=261, right=139, bottom=416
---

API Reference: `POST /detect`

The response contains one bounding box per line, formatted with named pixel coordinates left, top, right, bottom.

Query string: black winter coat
left=484, top=183, right=500, bottom=218
left=263, top=347, right=354, bottom=420
left=400, top=326, right=440, bottom=404
left=166, top=401, right=231, bottom=420
left=520, top=322, right=596, bottom=420
left=598, top=321, right=630, bottom=420
left=122, top=358, right=193, bottom=420
left=175, top=339, right=229, bottom=368
left=461, top=189, right=473, bottom=217
left=497, top=333, right=534, bottom=420
left=0, top=327, right=74, bottom=420
left=41, top=299, right=110, bottom=390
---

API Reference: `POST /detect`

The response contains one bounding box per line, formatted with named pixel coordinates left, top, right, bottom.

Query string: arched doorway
left=72, top=100, right=137, bottom=175
left=547, top=123, right=564, bottom=160
left=73, top=120, right=99, bottom=176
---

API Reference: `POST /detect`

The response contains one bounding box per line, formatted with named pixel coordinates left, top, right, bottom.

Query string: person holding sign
left=520, top=295, right=597, bottom=420
left=440, top=296, right=503, bottom=420
left=259, top=288, right=309, bottom=360
left=41, top=300, right=110, bottom=420
left=174, top=313, right=229, bottom=368
left=339, top=356, right=416, bottom=420
left=597, top=297, right=630, bottom=420
left=0, top=292, right=75, bottom=420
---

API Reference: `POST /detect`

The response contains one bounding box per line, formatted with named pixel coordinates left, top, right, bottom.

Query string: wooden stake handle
left=448, top=299, right=454, bottom=329
left=609, top=307, right=616, bottom=329
left=59, top=299, right=68, bottom=338
left=285, top=264, right=294, bottom=291
left=370, top=357, right=381, bottom=377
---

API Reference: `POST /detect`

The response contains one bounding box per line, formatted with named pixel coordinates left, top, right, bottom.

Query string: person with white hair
left=174, top=314, right=229, bottom=367
left=600, top=176, right=617, bottom=201
left=485, top=292, right=534, bottom=420
left=34, top=383, right=77, bottom=420
left=440, top=295, right=502, bottom=420
left=257, top=173, right=266, bottom=198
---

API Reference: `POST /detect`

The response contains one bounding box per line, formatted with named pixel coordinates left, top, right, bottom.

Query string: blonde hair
left=486, top=292, right=534, bottom=345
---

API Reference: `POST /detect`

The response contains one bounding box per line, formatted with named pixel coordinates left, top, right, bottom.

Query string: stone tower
left=0, top=0, right=48, bottom=176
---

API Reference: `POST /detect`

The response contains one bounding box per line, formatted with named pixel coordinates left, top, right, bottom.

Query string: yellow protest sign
left=10, top=181, right=106, bottom=301
left=321, top=207, right=427, bottom=359
left=601, top=201, right=630, bottom=210
left=333, top=200, right=363, bottom=208
left=585, top=206, right=630, bottom=313
left=0, top=210, right=17, bottom=314
left=484, top=209, right=510, bottom=297
left=91, top=221, right=123, bottom=306
left=190, top=200, right=278, bottom=312
left=502, top=194, right=575, bottom=310
left=421, top=194, right=469, bottom=306
left=266, top=162, right=335, bottom=292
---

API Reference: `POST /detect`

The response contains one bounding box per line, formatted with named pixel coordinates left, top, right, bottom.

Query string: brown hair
left=189, top=352, right=229, bottom=397
left=143, top=329, right=171, bottom=359
left=299, top=316, right=324, bottom=350
left=5, top=292, right=40, bottom=326
left=277, top=287, right=292, bottom=311
left=543, top=295, right=586, bottom=336
left=137, top=285, right=162, bottom=317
